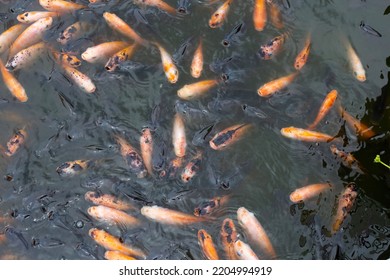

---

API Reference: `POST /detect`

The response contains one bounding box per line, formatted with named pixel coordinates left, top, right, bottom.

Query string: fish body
left=258, top=34, right=285, bottom=60
left=87, top=205, right=140, bottom=227
left=294, top=34, right=311, bottom=70
left=181, top=152, right=202, bottom=183
left=338, top=106, right=375, bottom=140
left=172, top=113, right=187, bottom=158
left=8, top=17, right=53, bottom=58
left=61, top=64, right=96, bottom=93
left=177, top=79, right=218, bottom=100
left=222, top=21, right=246, bottom=47
left=39, top=0, right=86, bottom=12
left=103, top=12, right=147, bottom=46
left=307, top=89, right=338, bottom=130
left=330, top=145, right=363, bottom=172
left=6, top=42, right=46, bottom=71
left=115, top=135, right=147, bottom=178
left=5, top=129, right=27, bottom=156
left=234, top=239, right=259, bottom=260
left=237, top=207, right=276, bottom=259
left=140, top=205, right=205, bottom=225
left=0, top=60, right=28, bottom=102
left=0, top=24, right=27, bottom=55
left=81, top=41, right=128, bottom=63
left=140, top=128, right=153, bottom=176
left=85, top=191, right=135, bottom=211
left=289, top=183, right=332, bottom=203
left=198, top=229, right=219, bottom=260
left=191, top=39, right=203, bottom=78
left=56, top=159, right=89, bottom=176
left=104, top=251, right=136, bottom=260
left=17, top=11, right=59, bottom=23
left=89, top=228, right=146, bottom=258
left=344, top=38, right=366, bottom=82
left=154, top=43, right=179, bottom=83
left=257, top=72, right=297, bottom=97
left=220, top=218, right=238, bottom=260
left=134, top=0, right=176, bottom=14
left=105, top=44, right=137, bottom=72
left=267, top=0, right=283, bottom=29
left=209, top=0, right=233, bottom=28
left=57, top=21, right=93, bottom=45
left=253, top=0, right=266, bottom=31
left=209, top=123, right=250, bottom=150
left=331, top=183, right=357, bottom=234
left=280, top=126, right=334, bottom=142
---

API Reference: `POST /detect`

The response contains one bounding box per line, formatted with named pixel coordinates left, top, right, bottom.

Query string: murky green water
left=0, top=0, right=389, bottom=260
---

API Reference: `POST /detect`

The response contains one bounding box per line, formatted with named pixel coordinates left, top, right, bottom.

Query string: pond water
left=0, top=0, right=389, bottom=260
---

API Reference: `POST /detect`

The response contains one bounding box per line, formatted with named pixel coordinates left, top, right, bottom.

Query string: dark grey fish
left=207, top=98, right=242, bottom=114
left=360, top=21, right=382, bottom=37
left=175, top=100, right=211, bottom=123
left=242, top=104, right=268, bottom=119
left=4, top=226, right=29, bottom=249
left=177, top=0, right=192, bottom=14
left=173, top=35, right=196, bottom=63
left=222, top=21, right=246, bottom=47
left=192, top=123, right=215, bottom=146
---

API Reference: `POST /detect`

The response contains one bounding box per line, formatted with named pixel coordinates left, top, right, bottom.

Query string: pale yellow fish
left=191, top=39, right=203, bottom=78
left=87, top=205, right=141, bottom=227
left=140, top=205, right=206, bottom=225
left=85, top=191, right=136, bottom=211
left=177, top=79, right=218, bottom=100
left=17, top=11, right=59, bottom=23
left=81, top=41, right=128, bottom=63
left=0, top=24, right=27, bottom=55
left=234, top=239, right=259, bottom=260
left=172, top=113, right=187, bottom=158
left=5, top=42, right=46, bottom=71
left=57, top=21, right=93, bottom=45
left=257, top=72, right=298, bottom=97
left=39, top=0, right=86, bottom=12
left=280, top=126, right=335, bottom=142
left=0, top=59, right=28, bottom=102
left=8, top=17, right=53, bottom=58
left=61, top=64, right=96, bottom=93
left=140, top=127, right=153, bottom=176
left=237, top=207, right=276, bottom=259
left=344, top=37, right=366, bottom=82
left=154, top=42, right=179, bottom=83
left=289, top=183, right=332, bottom=203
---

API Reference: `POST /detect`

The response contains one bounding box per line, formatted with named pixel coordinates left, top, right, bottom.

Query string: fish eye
left=222, top=40, right=230, bottom=47
left=214, top=13, right=219, bottom=18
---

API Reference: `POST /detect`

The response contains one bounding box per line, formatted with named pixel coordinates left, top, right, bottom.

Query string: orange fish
left=81, top=41, right=128, bottom=64
left=289, top=183, right=332, bottom=203
left=17, top=11, right=59, bottom=23
left=154, top=42, right=179, bottom=84
left=105, top=44, right=138, bottom=72
left=89, top=228, right=146, bottom=258
left=253, top=0, right=266, bottom=31
left=258, top=34, right=286, bottom=60
left=294, top=34, right=311, bottom=70
left=61, top=63, right=96, bottom=93
left=209, top=0, right=233, bottom=28
left=331, top=183, right=357, bottom=234
left=0, top=59, right=28, bottom=102
left=162, top=156, right=184, bottom=179
left=4, top=129, right=27, bottom=156
left=191, top=39, right=203, bottom=78
left=344, top=37, right=366, bottom=82
left=234, top=239, right=259, bottom=260
left=330, top=145, right=364, bottom=173
left=140, top=127, right=153, bottom=176
left=257, top=72, right=298, bottom=97
left=172, top=113, right=187, bottom=158
left=198, top=229, right=219, bottom=260
left=51, top=51, right=82, bottom=68
left=267, top=0, right=284, bottom=29
left=220, top=218, right=238, bottom=260
left=338, top=106, right=375, bottom=140
left=87, top=205, right=141, bottom=227
left=0, top=24, right=27, bottom=55
left=177, top=79, right=219, bottom=100
left=56, top=159, right=90, bottom=176
left=8, top=17, right=53, bottom=58
left=115, top=135, right=147, bottom=178
left=57, top=21, right=93, bottom=45
left=85, top=191, right=136, bottom=211
left=134, top=0, right=177, bottom=14
left=209, top=123, right=251, bottom=150
left=194, top=195, right=230, bottom=216
left=104, top=251, right=136, bottom=260
left=103, top=12, right=147, bottom=46
left=181, top=151, right=202, bottom=183
left=237, top=207, right=276, bottom=259
left=307, top=89, right=338, bottom=130
left=280, top=126, right=335, bottom=142
left=39, top=0, right=86, bottom=12
left=6, top=42, right=46, bottom=71
left=140, top=205, right=206, bottom=225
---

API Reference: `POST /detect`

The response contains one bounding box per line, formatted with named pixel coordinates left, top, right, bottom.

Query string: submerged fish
left=307, top=89, right=338, bottom=130
left=191, top=39, right=203, bottom=78
left=6, top=42, right=46, bottom=71
left=105, top=44, right=138, bottom=72
left=267, top=0, right=284, bottom=29
left=87, top=205, right=141, bottom=227
left=39, top=0, right=86, bottom=12
left=331, top=183, right=357, bottom=234
left=181, top=151, right=202, bottom=183
left=294, top=33, right=311, bottom=70
left=172, top=113, right=187, bottom=158
left=61, top=63, right=96, bottom=93
left=57, top=21, right=93, bottom=45
left=257, top=72, right=298, bottom=97
left=220, top=218, right=238, bottom=260
left=0, top=59, right=28, bottom=102
left=5, top=129, right=27, bottom=156
left=82, top=41, right=128, bottom=64
left=140, top=127, right=153, bottom=176
left=222, top=21, right=246, bottom=47
left=359, top=21, right=382, bottom=37
left=85, top=191, right=136, bottom=211
left=289, top=183, right=332, bottom=203
left=330, top=145, right=363, bottom=173
left=343, top=37, right=366, bottom=82
left=337, top=105, right=375, bottom=140
left=280, top=126, right=335, bottom=142
left=198, top=229, right=219, bottom=260
left=89, top=228, right=146, bottom=258
left=154, top=42, right=179, bottom=84
left=194, top=195, right=229, bottom=216
left=177, top=79, right=219, bottom=100
left=134, top=0, right=177, bottom=15
left=56, top=159, right=90, bottom=176
left=209, top=123, right=251, bottom=150
left=209, top=0, right=233, bottom=28
left=17, top=11, right=59, bottom=23
left=237, top=207, right=276, bottom=259
left=253, top=0, right=266, bottom=31
left=140, top=205, right=206, bottom=225
left=115, top=135, right=147, bottom=178
left=234, top=239, right=259, bottom=260
left=258, top=34, right=286, bottom=60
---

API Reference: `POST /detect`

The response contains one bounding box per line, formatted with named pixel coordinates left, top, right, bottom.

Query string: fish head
left=166, top=65, right=179, bottom=83
left=354, top=71, right=366, bottom=82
